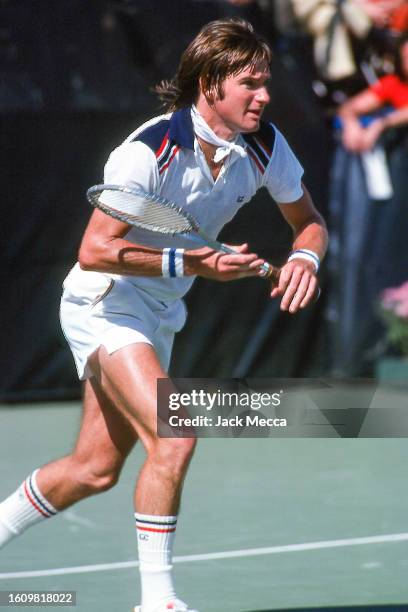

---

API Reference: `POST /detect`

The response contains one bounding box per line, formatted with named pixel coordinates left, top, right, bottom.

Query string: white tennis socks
left=135, top=512, right=178, bottom=611
left=0, top=469, right=57, bottom=548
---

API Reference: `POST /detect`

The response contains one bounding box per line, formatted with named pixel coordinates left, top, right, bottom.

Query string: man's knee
left=72, top=457, right=123, bottom=495
left=148, top=437, right=197, bottom=474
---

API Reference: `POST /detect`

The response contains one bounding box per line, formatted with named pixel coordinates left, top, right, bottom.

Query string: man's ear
left=205, top=91, right=215, bottom=106
left=199, top=77, right=219, bottom=106
left=198, top=78, right=213, bottom=106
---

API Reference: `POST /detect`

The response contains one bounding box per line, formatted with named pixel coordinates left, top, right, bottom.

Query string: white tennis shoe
left=133, top=599, right=199, bottom=612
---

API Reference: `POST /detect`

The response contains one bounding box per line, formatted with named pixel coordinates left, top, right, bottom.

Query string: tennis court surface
left=1, top=396, right=408, bottom=611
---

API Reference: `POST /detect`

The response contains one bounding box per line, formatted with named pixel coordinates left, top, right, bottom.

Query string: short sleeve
left=263, top=127, right=304, bottom=203
left=369, top=75, right=398, bottom=104
left=103, top=140, right=159, bottom=194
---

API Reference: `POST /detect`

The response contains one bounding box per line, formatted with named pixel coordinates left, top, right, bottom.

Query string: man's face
left=210, top=61, right=271, bottom=135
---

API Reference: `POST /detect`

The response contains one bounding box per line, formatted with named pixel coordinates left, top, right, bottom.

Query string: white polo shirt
left=85, top=107, right=303, bottom=301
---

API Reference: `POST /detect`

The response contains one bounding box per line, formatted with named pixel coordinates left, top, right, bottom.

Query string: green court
left=1, top=396, right=408, bottom=612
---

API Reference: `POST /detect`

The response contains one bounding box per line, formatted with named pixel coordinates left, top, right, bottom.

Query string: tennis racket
left=86, top=183, right=280, bottom=282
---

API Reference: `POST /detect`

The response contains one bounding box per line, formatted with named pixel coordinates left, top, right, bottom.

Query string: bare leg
left=0, top=377, right=138, bottom=548
left=36, top=378, right=138, bottom=510
left=88, top=343, right=196, bottom=515
left=87, top=343, right=197, bottom=610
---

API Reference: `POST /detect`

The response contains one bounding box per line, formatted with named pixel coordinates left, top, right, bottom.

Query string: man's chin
left=240, top=118, right=261, bottom=133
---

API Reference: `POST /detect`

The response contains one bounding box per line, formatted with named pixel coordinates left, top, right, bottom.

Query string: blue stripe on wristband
left=295, top=249, right=320, bottom=266
left=169, top=248, right=177, bottom=278
left=288, top=248, right=320, bottom=272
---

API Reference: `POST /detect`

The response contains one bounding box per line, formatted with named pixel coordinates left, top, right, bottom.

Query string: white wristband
left=162, top=248, right=171, bottom=277
left=287, top=249, right=320, bottom=273
left=174, top=248, right=184, bottom=277
left=162, top=248, right=184, bottom=278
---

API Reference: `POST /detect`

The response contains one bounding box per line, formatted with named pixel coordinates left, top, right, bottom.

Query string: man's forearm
left=381, top=107, right=408, bottom=131
left=290, top=215, right=329, bottom=262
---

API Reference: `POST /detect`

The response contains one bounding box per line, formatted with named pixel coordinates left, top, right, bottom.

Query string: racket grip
left=261, top=262, right=280, bottom=285
left=217, top=242, right=279, bottom=285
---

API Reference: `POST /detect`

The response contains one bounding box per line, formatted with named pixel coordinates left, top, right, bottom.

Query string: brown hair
left=154, top=18, right=272, bottom=111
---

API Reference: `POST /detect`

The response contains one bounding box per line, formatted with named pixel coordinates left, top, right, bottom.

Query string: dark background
left=2, top=0, right=406, bottom=401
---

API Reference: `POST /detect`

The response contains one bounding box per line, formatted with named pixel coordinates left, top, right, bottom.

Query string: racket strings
left=90, top=188, right=194, bottom=235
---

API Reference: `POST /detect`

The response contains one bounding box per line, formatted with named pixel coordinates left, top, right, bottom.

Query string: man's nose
left=256, top=87, right=270, bottom=104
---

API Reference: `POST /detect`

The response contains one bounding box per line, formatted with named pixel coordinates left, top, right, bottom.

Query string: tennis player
left=0, top=18, right=328, bottom=612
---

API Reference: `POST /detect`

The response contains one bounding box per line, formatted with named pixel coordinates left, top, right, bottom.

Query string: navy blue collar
left=169, top=107, right=195, bottom=150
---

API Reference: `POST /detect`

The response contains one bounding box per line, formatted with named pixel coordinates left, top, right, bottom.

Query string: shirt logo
left=236, top=195, right=245, bottom=203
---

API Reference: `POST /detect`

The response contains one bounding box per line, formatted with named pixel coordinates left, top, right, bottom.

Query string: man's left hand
left=270, top=259, right=319, bottom=313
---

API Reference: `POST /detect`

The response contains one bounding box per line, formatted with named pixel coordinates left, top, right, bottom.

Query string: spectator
left=354, top=0, right=407, bottom=31
left=356, top=1, right=408, bottom=79
left=290, top=0, right=372, bottom=84
left=338, top=34, right=408, bottom=152
left=290, top=0, right=407, bottom=109
left=326, top=32, right=408, bottom=375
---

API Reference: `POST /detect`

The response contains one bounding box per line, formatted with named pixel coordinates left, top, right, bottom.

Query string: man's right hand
left=184, top=243, right=267, bottom=281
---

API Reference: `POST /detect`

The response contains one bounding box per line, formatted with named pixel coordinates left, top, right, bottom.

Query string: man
left=0, top=18, right=328, bottom=612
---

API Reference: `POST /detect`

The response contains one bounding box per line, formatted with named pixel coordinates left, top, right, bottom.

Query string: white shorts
left=60, top=264, right=187, bottom=380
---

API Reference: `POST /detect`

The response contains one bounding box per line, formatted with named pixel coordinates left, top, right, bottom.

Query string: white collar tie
left=191, top=105, right=247, bottom=163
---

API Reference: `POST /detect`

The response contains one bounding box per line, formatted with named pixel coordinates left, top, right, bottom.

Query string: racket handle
left=218, top=243, right=280, bottom=284
left=260, top=262, right=280, bottom=284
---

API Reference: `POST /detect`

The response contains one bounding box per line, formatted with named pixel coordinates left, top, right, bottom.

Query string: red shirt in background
left=370, top=75, right=408, bottom=108
left=390, top=4, right=408, bottom=32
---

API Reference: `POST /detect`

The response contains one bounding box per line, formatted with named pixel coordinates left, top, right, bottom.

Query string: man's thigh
left=72, top=377, right=138, bottom=468
left=87, top=342, right=169, bottom=448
